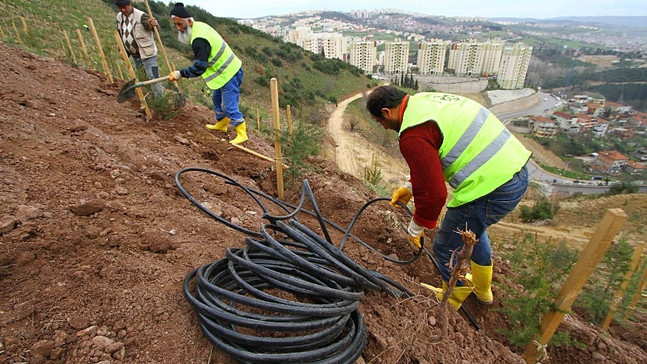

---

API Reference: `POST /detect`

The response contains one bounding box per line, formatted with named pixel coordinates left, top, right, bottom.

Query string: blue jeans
left=432, top=165, right=529, bottom=282
left=212, top=68, right=244, bottom=126
left=133, top=55, right=163, bottom=98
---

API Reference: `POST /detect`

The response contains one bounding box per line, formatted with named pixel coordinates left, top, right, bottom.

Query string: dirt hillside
left=1, top=43, right=646, bottom=364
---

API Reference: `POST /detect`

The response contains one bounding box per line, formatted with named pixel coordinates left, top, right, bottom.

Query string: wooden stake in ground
left=601, top=241, right=645, bottom=331
left=87, top=17, right=113, bottom=84
left=522, top=208, right=628, bottom=364
left=20, top=16, right=28, bottom=33
left=624, top=257, right=647, bottom=320
left=287, top=104, right=293, bottom=135
left=12, top=20, right=25, bottom=46
left=428, top=226, right=477, bottom=343
left=270, top=78, right=284, bottom=200
left=76, top=28, right=92, bottom=69
left=62, top=30, right=77, bottom=64
left=143, top=0, right=182, bottom=92
left=113, top=31, right=152, bottom=120
left=256, top=107, right=260, bottom=131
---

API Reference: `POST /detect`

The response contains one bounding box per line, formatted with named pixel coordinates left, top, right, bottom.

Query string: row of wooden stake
left=3, top=6, right=291, bottom=200
left=523, top=208, right=646, bottom=363
left=11, top=10, right=645, bottom=363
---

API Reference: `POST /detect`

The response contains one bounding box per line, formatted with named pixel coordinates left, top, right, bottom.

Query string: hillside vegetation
left=0, top=0, right=374, bottom=123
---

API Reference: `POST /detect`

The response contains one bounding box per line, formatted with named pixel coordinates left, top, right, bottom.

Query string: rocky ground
left=1, top=42, right=646, bottom=364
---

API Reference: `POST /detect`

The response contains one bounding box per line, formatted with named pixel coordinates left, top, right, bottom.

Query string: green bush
left=281, top=122, right=323, bottom=188
left=520, top=200, right=557, bottom=223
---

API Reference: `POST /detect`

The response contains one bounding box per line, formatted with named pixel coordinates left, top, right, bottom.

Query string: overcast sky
left=174, top=0, right=647, bottom=19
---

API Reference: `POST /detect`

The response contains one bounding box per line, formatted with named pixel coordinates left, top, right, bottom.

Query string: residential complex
left=349, top=41, right=377, bottom=74
left=497, top=43, right=533, bottom=89
left=417, top=40, right=448, bottom=75
left=384, top=40, right=410, bottom=74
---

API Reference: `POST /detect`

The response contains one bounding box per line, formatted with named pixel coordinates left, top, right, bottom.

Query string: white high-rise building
left=384, top=40, right=410, bottom=74
left=349, top=41, right=377, bottom=74
left=447, top=41, right=484, bottom=76
left=481, top=41, right=504, bottom=76
left=417, top=39, right=448, bottom=75
left=498, top=43, right=533, bottom=89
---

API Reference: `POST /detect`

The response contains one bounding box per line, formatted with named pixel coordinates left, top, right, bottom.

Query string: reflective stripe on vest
left=190, top=21, right=241, bottom=90
left=399, top=92, right=531, bottom=207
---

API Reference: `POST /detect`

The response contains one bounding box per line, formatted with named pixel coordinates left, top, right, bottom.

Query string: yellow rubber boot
left=206, top=117, right=230, bottom=131
left=471, top=261, right=494, bottom=305
left=230, top=122, right=248, bottom=145
left=421, top=282, right=473, bottom=310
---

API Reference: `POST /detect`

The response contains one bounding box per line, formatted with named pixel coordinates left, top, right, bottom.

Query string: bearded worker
left=168, top=3, right=247, bottom=144
left=366, top=85, right=531, bottom=310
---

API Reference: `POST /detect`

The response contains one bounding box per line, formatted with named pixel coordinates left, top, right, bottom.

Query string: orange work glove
left=390, top=181, right=412, bottom=207
left=407, top=218, right=424, bottom=249
left=169, top=70, right=182, bottom=82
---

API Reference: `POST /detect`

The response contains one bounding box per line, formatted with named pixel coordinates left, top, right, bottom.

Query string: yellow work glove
left=407, top=218, right=424, bottom=249
left=169, top=70, right=182, bottom=82
left=390, top=181, right=412, bottom=208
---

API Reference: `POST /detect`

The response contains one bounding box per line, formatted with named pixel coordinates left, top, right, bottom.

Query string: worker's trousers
left=432, top=165, right=529, bottom=283
left=212, top=68, right=244, bottom=126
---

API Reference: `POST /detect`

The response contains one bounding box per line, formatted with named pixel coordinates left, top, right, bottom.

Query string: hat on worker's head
left=170, top=3, right=193, bottom=18
left=114, top=0, right=131, bottom=7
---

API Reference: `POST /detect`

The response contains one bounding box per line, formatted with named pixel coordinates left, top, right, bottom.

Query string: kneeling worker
left=168, top=3, right=247, bottom=144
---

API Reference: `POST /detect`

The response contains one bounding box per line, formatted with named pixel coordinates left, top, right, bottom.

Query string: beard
left=177, top=21, right=192, bottom=44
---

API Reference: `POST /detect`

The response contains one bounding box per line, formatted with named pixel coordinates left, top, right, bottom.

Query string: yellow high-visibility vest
left=400, top=92, right=531, bottom=207
left=190, top=21, right=241, bottom=90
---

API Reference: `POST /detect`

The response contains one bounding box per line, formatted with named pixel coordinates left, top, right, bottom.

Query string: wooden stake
left=20, top=17, right=28, bottom=33
left=76, top=28, right=92, bottom=68
left=87, top=17, right=113, bottom=83
left=229, top=143, right=289, bottom=169
left=287, top=104, right=293, bottom=135
left=143, top=0, right=182, bottom=92
left=62, top=30, right=77, bottom=64
left=270, top=78, right=284, bottom=200
left=256, top=107, right=260, bottom=131
left=522, top=208, right=628, bottom=363
left=116, top=63, right=124, bottom=80
left=113, top=31, right=152, bottom=120
left=601, top=241, right=645, bottom=331
left=624, top=257, right=647, bottom=320
left=12, top=20, right=24, bottom=46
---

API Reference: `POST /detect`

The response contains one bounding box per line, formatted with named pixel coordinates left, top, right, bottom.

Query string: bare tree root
left=429, top=225, right=478, bottom=343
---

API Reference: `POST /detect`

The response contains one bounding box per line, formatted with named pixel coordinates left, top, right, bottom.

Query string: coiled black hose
left=175, top=167, right=477, bottom=363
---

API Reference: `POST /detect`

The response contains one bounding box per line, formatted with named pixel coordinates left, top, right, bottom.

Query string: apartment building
left=349, top=41, right=377, bottom=74
left=384, top=40, right=410, bottom=74
left=416, top=39, right=448, bottom=75
left=295, top=32, right=346, bottom=60
left=447, top=41, right=484, bottom=76
left=530, top=116, right=558, bottom=138
left=497, top=43, right=533, bottom=89
left=481, top=41, right=504, bottom=75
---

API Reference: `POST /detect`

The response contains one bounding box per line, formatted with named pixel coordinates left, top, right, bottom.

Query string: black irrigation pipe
left=175, top=167, right=479, bottom=363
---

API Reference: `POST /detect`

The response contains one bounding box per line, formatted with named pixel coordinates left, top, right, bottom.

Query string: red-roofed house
left=596, top=151, right=629, bottom=173
left=605, top=101, right=632, bottom=114
left=625, top=160, right=646, bottom=176
left=530, top=116, right=558, bottom=138
left=552, top=111, right=578, bottom=132
left=575, top=114, right=597, bottom=132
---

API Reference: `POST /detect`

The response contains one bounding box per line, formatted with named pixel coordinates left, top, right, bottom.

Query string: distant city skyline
left=174, top=0, right=646, bottom=20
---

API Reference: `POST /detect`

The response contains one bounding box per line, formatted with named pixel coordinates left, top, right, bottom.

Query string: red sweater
left=399, top=115, right=447, bottom=230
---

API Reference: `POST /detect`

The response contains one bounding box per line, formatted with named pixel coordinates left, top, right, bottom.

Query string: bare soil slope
left=1, top=43, right=646, bottom=364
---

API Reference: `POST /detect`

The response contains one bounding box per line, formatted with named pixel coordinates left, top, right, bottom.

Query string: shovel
left=117, top=75, right=171, bottom=103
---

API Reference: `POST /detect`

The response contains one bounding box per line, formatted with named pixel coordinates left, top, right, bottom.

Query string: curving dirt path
left=326, top=92, right=409, bottom=190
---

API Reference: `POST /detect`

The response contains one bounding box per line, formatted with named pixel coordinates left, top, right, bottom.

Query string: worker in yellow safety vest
left=366, top=85, right=531, bottom=310
left=168, top=2, right=247, bottom=144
